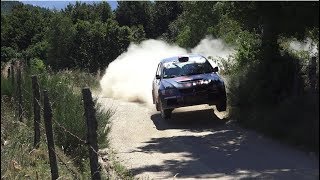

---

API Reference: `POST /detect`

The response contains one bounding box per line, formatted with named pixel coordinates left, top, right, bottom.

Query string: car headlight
left=199, top=79, right=211, bottom=85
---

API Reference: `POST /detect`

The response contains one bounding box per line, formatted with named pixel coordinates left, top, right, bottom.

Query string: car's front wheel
left=216, top=98, right=227, bottom=112
left=159, top=100, right=173, bottom=120
left=216, top=88, right=227, bottom=112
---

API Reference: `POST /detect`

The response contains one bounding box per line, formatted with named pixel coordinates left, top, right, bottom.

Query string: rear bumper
left=161, top=92, right=223, bottom=110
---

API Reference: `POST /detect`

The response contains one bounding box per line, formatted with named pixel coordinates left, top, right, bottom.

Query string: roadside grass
left=2, top=61, right=138, bottom=179
left=1, top=76, right=14, bottom=98
left=1, top=62, right=112, bottom=178
left=20, top=68, right=111, bottom=170
left=1, top=97, right=84, bottom=179
left=107, top=149, right=135, bottom=180
left=113, top=161, right=134, bottom=180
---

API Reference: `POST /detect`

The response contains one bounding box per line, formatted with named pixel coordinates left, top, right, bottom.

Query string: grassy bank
left=1, top=61, right=111, bottom=178
left=1, top=97, right=86, bottom=179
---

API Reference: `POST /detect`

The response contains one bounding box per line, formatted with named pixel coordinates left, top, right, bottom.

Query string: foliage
left=152, top=1, right=183, bottom=38
left=1, top=46, right=18, bottom=62
left=1, top=1, right=23, bottom=14
left=115, top=1, right=154, bottom=37
left=172, top=1, right=220, bottom=48
left=47, top=15, right=132, bottom=73
left=30, top=58, right=46, bottom=73
left=64, top=1, right=113, bottom=23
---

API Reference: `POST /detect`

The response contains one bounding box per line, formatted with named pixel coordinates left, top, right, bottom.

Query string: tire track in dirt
left=98, top=96, right=318, bottom=180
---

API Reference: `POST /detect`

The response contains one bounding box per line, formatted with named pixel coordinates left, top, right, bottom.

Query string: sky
left=20, top=1, right=118, bottom=11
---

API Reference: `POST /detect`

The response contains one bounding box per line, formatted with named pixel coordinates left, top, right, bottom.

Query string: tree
left=47, top=14, right=76, bottom=70
left=171, top=1, right=220, bottom=48
left=152, top=1, right=183, bottom=38
left=95, top=1, right=113, bottom=23
left=115, top=1, right=154, bottom=38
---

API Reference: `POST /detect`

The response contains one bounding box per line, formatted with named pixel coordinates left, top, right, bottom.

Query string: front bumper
left=161, top=91, right=222, bottom=110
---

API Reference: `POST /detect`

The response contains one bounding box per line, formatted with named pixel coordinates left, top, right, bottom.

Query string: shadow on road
left=151, top=108, right=227, bottom=131
left=130, top=108, right=319, bottom=179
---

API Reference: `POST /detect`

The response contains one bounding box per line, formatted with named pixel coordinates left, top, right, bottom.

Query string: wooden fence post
left=7, top=67, right=10, bottom=79
left=32, top=75, right=41, bottom=148
left=17, top=66, right=23, bottom=122
left=82, top=88, right=101, bottom=180
left=43, top=90, right=59, bottom=180
left=10, top=62, right=15, bottom=92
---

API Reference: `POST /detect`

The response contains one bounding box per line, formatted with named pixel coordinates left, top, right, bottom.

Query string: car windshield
left=162, top=57, right=214, bottom=79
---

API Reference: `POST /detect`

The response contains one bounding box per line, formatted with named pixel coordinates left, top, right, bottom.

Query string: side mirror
left=156, top=75, right=161, bottom=79
left=213, top=66, right=219, bottom=73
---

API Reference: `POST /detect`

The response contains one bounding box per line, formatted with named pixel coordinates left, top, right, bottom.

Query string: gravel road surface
left=98, top=97, right=319, bottom=180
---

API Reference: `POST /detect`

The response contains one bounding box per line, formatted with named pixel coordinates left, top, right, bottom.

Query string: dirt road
left=98, top=97, right=318, bottom=180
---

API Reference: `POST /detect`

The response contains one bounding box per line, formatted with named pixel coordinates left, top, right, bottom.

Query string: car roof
left=160, top=54, right=206, bottom=64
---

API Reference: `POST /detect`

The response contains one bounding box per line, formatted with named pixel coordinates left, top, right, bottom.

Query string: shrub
left=30, top=58, right=46, bottom=74
left=228, top=40, right=319, bottom=152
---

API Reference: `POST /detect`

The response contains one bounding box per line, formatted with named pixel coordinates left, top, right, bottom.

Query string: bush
left=1, top=46, right=18, bottom=63
left=30, top=58, right=46, bottom=74
left=228, top=43, right=319, bottom=152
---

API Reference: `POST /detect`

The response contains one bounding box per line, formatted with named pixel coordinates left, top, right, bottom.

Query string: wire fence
left=7, top=60, right=107, bottom=180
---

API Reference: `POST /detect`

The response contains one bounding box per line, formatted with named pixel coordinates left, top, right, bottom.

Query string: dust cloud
left=191, top=36, right=235, bottom=59
left=289, top=38, right=318, bottom=56
left=99, top=37, right=234, bottom=105
left=99, top=39, right=186, bottom=105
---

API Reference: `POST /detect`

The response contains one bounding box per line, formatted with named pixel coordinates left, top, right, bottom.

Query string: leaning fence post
left=32, top=75, right=41, bottom=148
left=82, top=88, right=101, bottom=180
left=17, top=65, right=23, bottom=122
left=10, top=62, right=15, bottom=93
left=7, top=67, right=10, bottom=79
left=43, top=90, right=59, bottom=180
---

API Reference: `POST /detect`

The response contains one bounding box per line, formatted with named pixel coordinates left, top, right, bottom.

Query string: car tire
left=216, top=88, right=227, bottom=112
left=159, top=100, right=172, bottom=120
left=216, top=98, right=227, bottom=112
left=156, top=101, right=160, bottom=111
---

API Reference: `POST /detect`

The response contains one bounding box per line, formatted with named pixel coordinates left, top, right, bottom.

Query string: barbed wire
left=8, top=64, right=108, bottom=178
left=20, top=87, right=102, bottom=151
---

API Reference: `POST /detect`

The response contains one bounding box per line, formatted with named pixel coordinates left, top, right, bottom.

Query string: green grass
left=2, top=62, right=112, bottom=177
left=18, top=68, right=111, bottom=170
left=1, top=76, right=14, bottom=97
left=1, top=97, right=87, bottom=179
left=108, top=149, right=135, bottom=180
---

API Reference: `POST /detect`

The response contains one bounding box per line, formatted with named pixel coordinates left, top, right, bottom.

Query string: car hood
left=161, top=73, right=223, bottom=89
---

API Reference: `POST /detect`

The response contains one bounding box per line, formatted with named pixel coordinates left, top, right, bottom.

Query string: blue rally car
left=152, top=54, right=227, bottom=120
